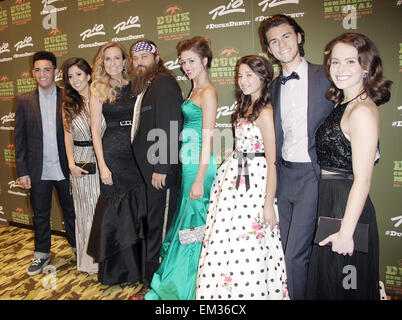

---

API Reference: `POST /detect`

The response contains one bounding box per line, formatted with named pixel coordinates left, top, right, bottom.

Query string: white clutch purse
left=178, top=225, right=206, bottom=245
left=178, top=199, right=207, bottom=245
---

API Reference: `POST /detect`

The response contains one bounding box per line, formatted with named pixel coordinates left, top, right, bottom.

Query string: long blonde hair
left=90, top=41, right=131, bottom=103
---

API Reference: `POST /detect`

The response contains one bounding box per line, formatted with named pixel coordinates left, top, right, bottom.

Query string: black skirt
left=87, top=184, right=147, bottom=285
left=306, top=174, right=380, bottom=300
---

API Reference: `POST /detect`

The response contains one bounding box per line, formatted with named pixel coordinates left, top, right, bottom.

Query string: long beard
left=132, top=63, right=157, bottom=95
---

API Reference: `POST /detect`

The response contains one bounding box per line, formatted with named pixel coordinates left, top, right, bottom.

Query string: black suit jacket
left=269, top=62, right=334, bottom=179
left=14, top=86, right=69, bottom=183
left=132, top=72, right=183, bottom=188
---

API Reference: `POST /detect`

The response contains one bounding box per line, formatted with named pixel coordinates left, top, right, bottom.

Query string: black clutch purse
left=313, top=216, right=369, bottom=253
left=75, top=161, right=96, bottom=175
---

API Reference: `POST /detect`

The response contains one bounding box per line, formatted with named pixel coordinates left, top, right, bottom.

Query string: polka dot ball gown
left=196, top=118, right=289, bottom=300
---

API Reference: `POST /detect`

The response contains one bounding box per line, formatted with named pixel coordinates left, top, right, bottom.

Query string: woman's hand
left=190, top=179, right=203, bottom=199
left=319, top=232, right=354, bottom=256
left=69, top=164, right=88, bottom=178
left=263, top=205, right=278, bottom=231
left=100, top=166, right=113, bottom=185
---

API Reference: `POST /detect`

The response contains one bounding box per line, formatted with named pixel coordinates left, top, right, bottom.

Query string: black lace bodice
left=315, top=102, right=353, bottom=173
left=101, top=84, right=143, bottom=198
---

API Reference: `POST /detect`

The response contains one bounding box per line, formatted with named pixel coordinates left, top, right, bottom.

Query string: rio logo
left=0, top=42, right=10, bottom=54
left=258, top=0, right=299, bottom=12
left=80, top=23, right=105, bottom=41
left=209, top=0, right=245, bottom=20
left=14, top=36, right=33, bottom=52
left=113, top=16, right=140, bottom=34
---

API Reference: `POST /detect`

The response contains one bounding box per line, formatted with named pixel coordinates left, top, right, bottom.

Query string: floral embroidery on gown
left=196, top=118, right=289, bottom=300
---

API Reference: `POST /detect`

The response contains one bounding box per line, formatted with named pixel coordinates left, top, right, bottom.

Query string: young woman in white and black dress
left=87, top=42, right=146, bottom=285
left=196, top=55, right=289, bottom=300
left=62, top=57, right=106, bottom=274
left=306, top=33, right=392, bottom=299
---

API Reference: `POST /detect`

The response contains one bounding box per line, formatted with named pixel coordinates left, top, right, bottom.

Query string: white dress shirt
left=280, top=58, right=310, bottom=163
left=39, top=86, right=65, bottom=180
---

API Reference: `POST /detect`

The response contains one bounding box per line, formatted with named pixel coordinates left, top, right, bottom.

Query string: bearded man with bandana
left=130, top=40, right=183, bottom=292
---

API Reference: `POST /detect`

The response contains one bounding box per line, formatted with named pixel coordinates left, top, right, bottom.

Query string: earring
left=363, top=70, right=368, bottom=78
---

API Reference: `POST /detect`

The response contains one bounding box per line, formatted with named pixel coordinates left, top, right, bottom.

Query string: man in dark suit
left=259, top=15, right=333, bottom=299
left=14, top=51, right=76, bottom=276
left=130, top=40, right=183, bottom=290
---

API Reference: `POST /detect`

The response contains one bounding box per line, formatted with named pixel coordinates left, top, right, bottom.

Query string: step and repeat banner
left=0, top=0, right=400, bottom=299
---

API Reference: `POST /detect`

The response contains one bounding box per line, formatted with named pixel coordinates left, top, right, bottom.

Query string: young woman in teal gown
left=145, top=36, right=218, bottom=300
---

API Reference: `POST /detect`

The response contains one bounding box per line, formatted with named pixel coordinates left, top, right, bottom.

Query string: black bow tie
left=279, top=71, right=300, bottom=85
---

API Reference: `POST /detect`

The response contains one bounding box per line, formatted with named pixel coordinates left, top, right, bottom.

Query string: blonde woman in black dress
left=87, top=42, right=146, bottom=285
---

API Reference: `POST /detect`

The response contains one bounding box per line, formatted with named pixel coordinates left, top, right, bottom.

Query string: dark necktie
left=279, top=71, right=300, bottom=85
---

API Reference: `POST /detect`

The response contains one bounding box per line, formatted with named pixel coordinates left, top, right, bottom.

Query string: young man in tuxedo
left=14, top=51, right=76, bottom=276
left=260, top=15, right=333, bottom=299
left=130, top=40, right=183, bottom=292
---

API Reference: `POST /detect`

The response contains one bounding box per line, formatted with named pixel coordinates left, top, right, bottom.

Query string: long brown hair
left=176, top=36, right=213, bottom=69
left=325, top=33, right=392, bottom=106
left=232, top=55, right=273, bottom=125
left=62, top=57, right=92, bottom=132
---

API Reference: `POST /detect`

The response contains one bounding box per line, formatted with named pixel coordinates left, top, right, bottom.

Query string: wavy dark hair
left=259, top=14, right=305, bottom=63
left=33, top=51, right=57, bottom=68
left=232, top=55, right=274, bottom=125
left=176, top=36, right=213, bottom=69
left=325, top=33, right=392, bottom=106
left=62, top=57, right=92, bottom=131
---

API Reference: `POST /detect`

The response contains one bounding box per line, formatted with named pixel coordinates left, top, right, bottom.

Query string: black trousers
left=144, top=183, right=179, bottom=284
left=276, top=160, right=319, bottom=300
left=29, top=179, right=76, bottom=255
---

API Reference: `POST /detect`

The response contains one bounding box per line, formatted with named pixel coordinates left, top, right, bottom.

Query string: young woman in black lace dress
left=306, top=33, right=392, bottom=299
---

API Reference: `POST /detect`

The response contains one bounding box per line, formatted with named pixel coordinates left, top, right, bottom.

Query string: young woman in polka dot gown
left=196, top=55, right=289, bottom=300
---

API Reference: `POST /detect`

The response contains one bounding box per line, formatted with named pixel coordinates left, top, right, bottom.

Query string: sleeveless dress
left=87, top=84, right=147, bottom=285
left=196, top=118, right=289, bottom=300
left=70, top=102, right=106, bottom=274
left=144, top=99, right=217, bottom=300
left=306, top=102, right=380, bottom=299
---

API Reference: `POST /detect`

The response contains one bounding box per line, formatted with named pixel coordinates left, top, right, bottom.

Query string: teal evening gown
left=145, top=99, right=217, bottom=300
